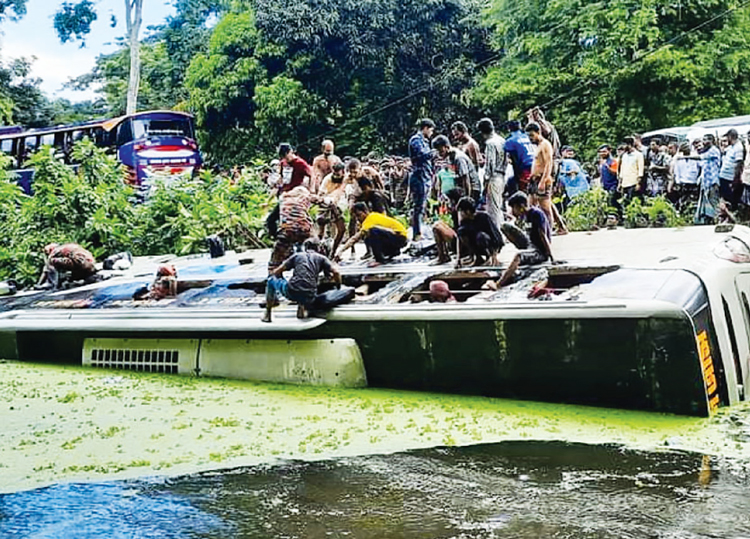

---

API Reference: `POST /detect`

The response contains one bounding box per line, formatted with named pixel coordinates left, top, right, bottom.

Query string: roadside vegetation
left=0, top=140, right=272, bottom=287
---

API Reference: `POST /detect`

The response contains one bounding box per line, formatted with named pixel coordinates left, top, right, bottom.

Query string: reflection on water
left=3, top=441, right=750, bottom=538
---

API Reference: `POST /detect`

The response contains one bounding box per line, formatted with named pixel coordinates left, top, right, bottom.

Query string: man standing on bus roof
left=408, top=118, right=436, bottom=241
left=267, top=143, right=313, bottom=240
left=311, top=139, right=342, bottom=195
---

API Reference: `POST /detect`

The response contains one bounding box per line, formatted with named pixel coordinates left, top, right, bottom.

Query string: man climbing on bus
left=262, top=238, right=342, bottom=323
left=35, top=243, right=99, bottom=290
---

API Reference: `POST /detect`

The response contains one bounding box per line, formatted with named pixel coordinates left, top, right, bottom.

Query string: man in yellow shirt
left=334, top=202, right=407, bottom=265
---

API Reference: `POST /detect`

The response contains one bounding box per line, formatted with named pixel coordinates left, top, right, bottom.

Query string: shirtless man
left=344, top=159, right=384, bottom=256
left=451, top=121, right=484, bottom=170
left=525, top=122, right=568, bottom=234
left=317, top=162, right=347, bottom=255
left=311, top=139, right=342, bottom=194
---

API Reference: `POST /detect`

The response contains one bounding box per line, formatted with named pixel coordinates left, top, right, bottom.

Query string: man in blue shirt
left=408, top=118, right=435, bottom=240
left=597, top=144, right=619, bottom=192
left=503, top=120, right=535, bottom=194
left=695, top=134, right=722, bottom=224
left=496, top=191, right=553, bottom=287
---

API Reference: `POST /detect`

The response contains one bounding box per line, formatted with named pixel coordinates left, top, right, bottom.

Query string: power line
left=541, top=0, right=750, bottom=109
left=300, top=0, right=750, bottom=148
left=298, top=50, right=504, bottom=149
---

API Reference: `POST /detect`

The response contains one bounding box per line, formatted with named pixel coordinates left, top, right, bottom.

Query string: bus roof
left=0, top=110, right=195, bottom=140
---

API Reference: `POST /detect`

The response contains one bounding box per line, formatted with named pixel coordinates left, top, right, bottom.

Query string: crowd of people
left=260, top=112, right=567, bottom=319
left=31, top=110, right=750, bottom=320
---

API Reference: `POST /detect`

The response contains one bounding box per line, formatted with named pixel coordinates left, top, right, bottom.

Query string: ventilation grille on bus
left=88, top=348, right=180, bottom=374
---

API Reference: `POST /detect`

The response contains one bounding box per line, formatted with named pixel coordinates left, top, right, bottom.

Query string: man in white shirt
left=476, top=117, right=506, bottom=229
left=719, top=128, right=744, bottom=209
left=617, top=136, right=644, bottom=205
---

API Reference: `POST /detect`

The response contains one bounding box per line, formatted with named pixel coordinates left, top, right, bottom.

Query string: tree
left=185, top=0, right=492, bottom=163
left=0, top=0, right=26, bottom=23
left=63, top=0, right=230, bottom=115
left=54, top=0, right=144, bottom=115
left=470, top=0, right=750, bottom=157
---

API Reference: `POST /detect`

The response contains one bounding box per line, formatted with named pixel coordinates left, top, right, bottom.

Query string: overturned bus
left=1, top=225, right=748, bottom=417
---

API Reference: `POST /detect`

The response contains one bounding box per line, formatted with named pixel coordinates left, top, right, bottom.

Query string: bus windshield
left=132, top=118, right=193, bottom=140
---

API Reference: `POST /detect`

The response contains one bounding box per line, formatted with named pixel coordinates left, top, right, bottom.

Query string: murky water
left=3, top=441, right=750, bottom=538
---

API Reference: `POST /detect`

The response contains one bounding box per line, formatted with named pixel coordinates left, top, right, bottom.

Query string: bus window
left=21, top=137, right=38, bottom=162
left=116, top=120, right=134, bottom=146
left=722, top=296, right=744, bottom=393
left=132, top=118, right=192, bottom=139
left=39, top=134, right=55, bottom=147
left=0, top=139, right=13, bottom=155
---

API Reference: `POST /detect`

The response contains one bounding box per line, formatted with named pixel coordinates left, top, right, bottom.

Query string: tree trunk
left=125, top=0, right=144, bottom=115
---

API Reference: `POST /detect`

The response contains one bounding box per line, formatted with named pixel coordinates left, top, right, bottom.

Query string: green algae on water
left=1, top=360, right=748, bottom=494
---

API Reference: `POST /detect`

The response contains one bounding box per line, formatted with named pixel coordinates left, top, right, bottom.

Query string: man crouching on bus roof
left=262, top=238, right=342, bottom=323
left=35, top=243, right=99, bottom=290
left=495, top=191, right=553, bottom=287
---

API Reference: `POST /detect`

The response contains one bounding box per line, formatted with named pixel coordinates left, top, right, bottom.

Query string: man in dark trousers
left=408, top=118, right=435, bottom=240
left=262, top=238, right=341, bottom=322
left=335, top=203, right=408, bottom=265
left=455, top=197, right=504, bottom=267
left=497, top=191, right=554, bottom=287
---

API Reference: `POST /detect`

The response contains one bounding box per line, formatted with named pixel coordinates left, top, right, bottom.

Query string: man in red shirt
left=277, top=143, right=312, bottom=194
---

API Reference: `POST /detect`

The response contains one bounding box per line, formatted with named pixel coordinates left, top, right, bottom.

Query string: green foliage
left=472, top=0, right=750, bottom=157
left=562, top=188, right=614, bottom=231
left=130, top=170, right=272, bottom=256
left=0, top=140, right=272, bottom=287
left=0, top=140, right=134, bottom=286
left=54, top=0, right=97, bottom=45
left=623, top=196, right=685, bottom=229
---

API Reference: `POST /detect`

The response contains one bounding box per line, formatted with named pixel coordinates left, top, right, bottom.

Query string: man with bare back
left=525, top=122, right=566, bottom=233
left=311, top=139, right=342, bottom=194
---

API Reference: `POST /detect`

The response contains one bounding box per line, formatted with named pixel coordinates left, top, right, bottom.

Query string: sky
left=0, top=0, right=176, bottom=102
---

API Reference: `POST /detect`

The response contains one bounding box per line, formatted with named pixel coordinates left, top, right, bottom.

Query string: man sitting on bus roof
left=494, top=191, right=553, bottom=288
left=35, top=243, right=98, bottom=290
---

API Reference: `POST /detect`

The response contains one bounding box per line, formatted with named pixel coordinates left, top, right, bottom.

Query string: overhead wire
left=299, top=0, right=750, bottom=148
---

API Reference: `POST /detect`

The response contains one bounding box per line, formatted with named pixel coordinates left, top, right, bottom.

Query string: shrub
left=562, top=188, right=615, bottom=231
left=0, top=141, right=272, bottom=287
left=623, top=196, right=685, bottom=229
